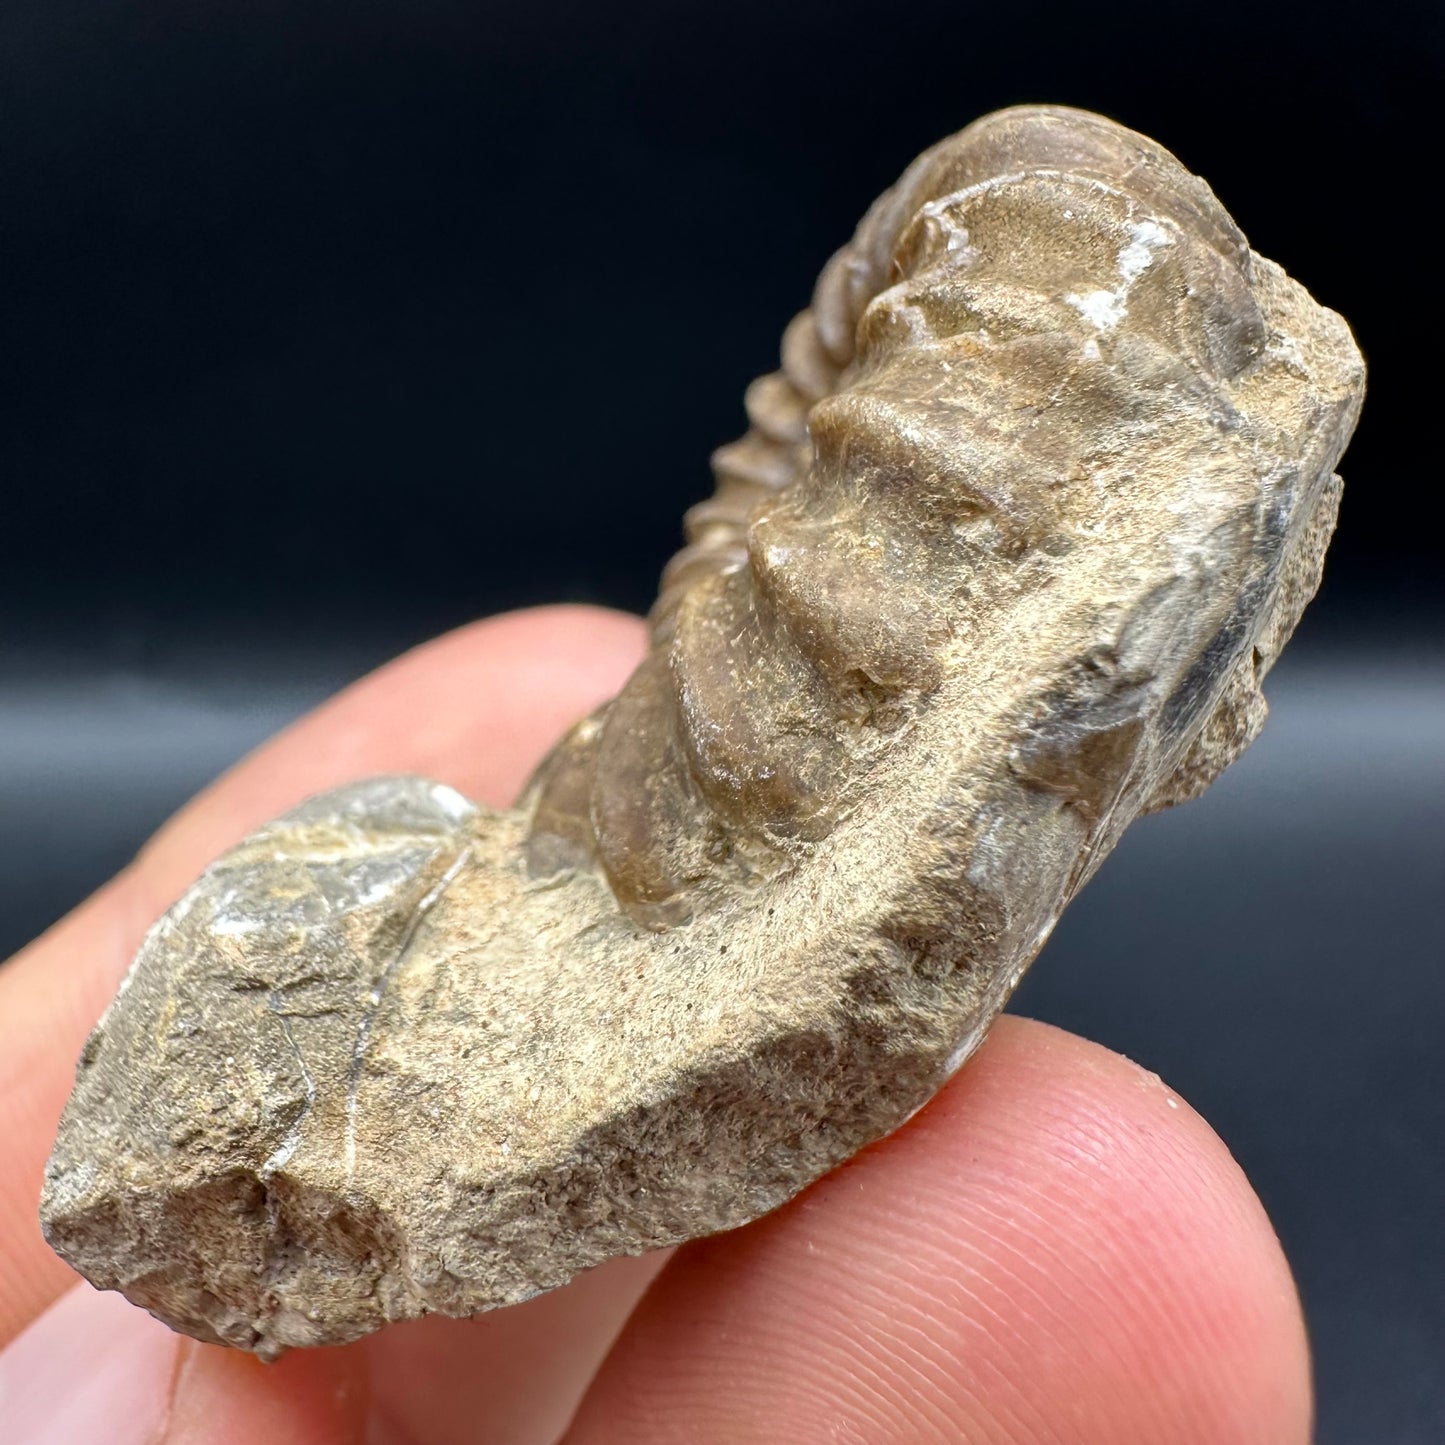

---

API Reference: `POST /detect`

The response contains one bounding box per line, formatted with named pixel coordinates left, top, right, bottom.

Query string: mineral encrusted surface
left=41, top=105, right=1364, bottom=1356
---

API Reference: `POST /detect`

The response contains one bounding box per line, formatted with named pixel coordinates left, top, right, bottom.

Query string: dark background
left=2, top=1, right=1441, bottom=1439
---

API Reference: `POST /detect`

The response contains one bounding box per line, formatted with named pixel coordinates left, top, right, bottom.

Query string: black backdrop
left=3, top=0, right=1440, bottom=628
left=3, top=2, right=1441, bottom=1440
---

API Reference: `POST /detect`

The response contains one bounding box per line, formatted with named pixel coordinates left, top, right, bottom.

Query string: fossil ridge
left=41, top=105, right=1364, bottom=1356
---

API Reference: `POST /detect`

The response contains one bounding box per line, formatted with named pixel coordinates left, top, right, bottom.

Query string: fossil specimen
left=41, top=105, right=1364, bottom=1357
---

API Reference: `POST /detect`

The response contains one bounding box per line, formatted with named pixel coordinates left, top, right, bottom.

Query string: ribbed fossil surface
left=41, top=105, right=1364, bottom=1356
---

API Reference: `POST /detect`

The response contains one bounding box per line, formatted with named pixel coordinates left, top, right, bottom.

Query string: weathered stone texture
left=41, top=106, right=1364, bottom=1356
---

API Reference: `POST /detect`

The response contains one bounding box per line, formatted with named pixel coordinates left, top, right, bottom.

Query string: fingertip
left=405, top=604, right=648, bottom=807
left=0, top=1285, right=366, bottom=1445
left=137, top=603, right=647, bottom=896
left=911, top=1018, right=1312, bottom=1440
left=164, top=1338, right=366, bottom=1445
left=570, top=1016, right=1311, bottom=1445
left=0, top=1285, right=178, bottom=1445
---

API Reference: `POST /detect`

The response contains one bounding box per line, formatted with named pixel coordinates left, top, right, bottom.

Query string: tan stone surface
left=41, top=106, right=1364, bottom=1356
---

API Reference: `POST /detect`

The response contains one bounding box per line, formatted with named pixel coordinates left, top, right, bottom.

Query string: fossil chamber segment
left=527, top=103, right=1363, bottom=923
left=41, top=106, right=1364, bottom=1355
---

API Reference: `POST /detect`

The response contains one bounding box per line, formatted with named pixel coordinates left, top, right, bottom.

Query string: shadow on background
left=3, top=0, right=1441, bottom=1439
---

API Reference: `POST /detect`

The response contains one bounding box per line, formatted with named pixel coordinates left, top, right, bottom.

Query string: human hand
left=0, top=607, right=1310, bottom=1444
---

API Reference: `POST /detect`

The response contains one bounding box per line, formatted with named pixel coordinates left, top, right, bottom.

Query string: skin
left=0, top=606, right=1312, bottom=1444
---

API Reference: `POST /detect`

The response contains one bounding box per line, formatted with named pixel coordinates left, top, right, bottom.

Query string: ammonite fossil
left=40, top=105, right=1364, bottom=1356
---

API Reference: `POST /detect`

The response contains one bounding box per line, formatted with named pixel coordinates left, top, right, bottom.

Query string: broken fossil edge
left=41, top=105, right=1364, bottom=1357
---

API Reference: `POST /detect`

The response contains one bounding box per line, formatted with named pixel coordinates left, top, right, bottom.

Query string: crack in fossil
left=259, top=993, right=316, bottom=1179
left=343, top=843, right=474, bottom=1187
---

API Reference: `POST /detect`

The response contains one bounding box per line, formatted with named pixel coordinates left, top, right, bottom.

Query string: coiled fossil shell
left=41, top=105, right=1364, bottom=1356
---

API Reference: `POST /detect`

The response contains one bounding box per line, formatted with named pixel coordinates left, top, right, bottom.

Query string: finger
left=0, top=605, right=646, bottom=1346
left=363, top=1252, right=670, bottom=1445
left=134, top=604, right=648, bottom=905
left=0, top=1258, right=673, bottom=1445
left=567, top=1016, right=1312, bottom=1445
left=0, top=1283, right=365, bottom=1445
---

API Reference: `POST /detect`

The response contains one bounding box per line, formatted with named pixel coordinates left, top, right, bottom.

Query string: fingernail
left=0, top=1283, right=179, bottom=1445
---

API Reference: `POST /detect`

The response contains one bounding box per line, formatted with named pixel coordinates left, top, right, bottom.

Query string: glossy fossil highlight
left=41, top=106, right=1363, bottom=1356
